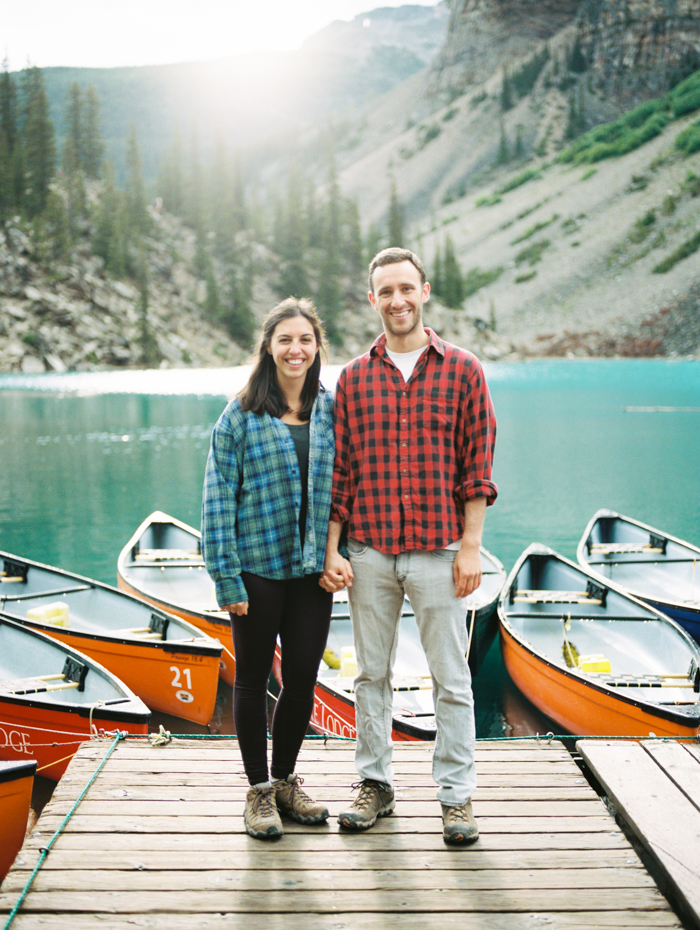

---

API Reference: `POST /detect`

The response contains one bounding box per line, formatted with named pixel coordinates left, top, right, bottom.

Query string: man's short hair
left=368, top=247, right=427, bottom=292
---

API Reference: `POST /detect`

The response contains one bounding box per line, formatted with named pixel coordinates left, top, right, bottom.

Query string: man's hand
left=453, top=545, right=482, bottom=598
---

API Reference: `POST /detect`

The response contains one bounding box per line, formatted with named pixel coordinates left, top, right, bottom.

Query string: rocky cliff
left=579, top=0, right=700, bottom=107
left=429, top=0, right=583, bottom=93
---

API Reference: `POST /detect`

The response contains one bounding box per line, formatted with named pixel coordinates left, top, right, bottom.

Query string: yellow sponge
left=323, top=647, right=340, bottom=669
left=27, top=601, right=70, bottom=628
left=578, top=654, right=611, bottom=673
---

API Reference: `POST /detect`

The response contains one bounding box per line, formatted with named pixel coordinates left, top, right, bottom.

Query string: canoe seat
left=589, top=543, right=664, bottom=555
left=511, top=580, right=607, bottom=607
left=1, top=558, right=28, bottom=584
left=0, top=656, right=87, bottom=695
left=589, top=533, right=667, bottom=556
left=113, top=613, right=170, bottom=640
left=135, top=548, right=203, bottom=562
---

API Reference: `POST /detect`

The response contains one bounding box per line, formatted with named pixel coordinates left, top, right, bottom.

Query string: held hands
left=320, top=549, right=354, bottom=593
left=453, top=544, right=482, bottom=599
left=223, top=601, right=249, bottom=616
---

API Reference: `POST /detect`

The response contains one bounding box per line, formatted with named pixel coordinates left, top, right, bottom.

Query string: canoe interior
left=580, top=514, right=700, bottom=608
left=0, top=617, right=131, bottom=707
left=504, top=551, right=700, bottom=710
left=119, top=520, right=219, bottom=616
left=0, top=554, right=216, bottom=646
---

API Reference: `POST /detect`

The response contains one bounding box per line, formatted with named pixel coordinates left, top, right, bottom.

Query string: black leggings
left=231, top=571, right=332, bottom=785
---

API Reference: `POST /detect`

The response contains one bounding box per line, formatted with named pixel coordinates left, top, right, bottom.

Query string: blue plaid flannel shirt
left=201, top=388, right=334, bottom=607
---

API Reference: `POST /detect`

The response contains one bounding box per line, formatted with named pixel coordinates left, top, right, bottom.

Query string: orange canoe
left=0, top=759, right=36, bottom=884
left=499, top=543, right=700, bottom=739
left=0, top=615, right=150, bottom=780
left=1, top=550, right=222, bottom=726
left=117, top=512, right=236, bottom=685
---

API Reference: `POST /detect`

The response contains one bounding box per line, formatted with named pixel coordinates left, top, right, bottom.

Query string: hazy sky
left=4, top=0, right=440, bottom=71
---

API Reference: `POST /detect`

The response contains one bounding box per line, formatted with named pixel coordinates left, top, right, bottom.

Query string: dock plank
left=1, top=737, right=683, bottom=929
left=578, top=739, right=700, bottom=930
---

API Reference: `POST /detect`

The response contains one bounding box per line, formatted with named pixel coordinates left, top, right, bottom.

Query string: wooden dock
left=579, top=739, right=700, bottom=930
left=0, top=736, right=684, bottom=929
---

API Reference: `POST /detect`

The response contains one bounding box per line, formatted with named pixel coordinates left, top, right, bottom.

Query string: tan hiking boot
left=441, top=799, right=479, bottom=845
left=337, top=779, right=395, bottom=830
left=275, top=774, right=329, bottom=824
left=244, top=782, right=283, bottom=839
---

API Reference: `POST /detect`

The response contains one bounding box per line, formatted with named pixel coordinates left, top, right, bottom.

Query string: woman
left=201, top=297, right=334, bottom=840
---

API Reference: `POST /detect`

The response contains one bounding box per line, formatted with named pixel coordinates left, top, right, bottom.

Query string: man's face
left=368, top=260, right=430, bottom=342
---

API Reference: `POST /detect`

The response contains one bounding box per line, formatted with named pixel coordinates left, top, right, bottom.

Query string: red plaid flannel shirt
left=331, top=328, right=497, bottom=553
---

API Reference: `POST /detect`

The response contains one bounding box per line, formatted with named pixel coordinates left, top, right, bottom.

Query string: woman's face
left=267, top=315, right=319, bottom=386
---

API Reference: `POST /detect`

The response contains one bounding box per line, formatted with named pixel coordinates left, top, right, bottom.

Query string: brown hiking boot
left=337, top=779, right=395, bottom=830
left=244, top=782, right=283, bottom=839
left=275, top=774, right=329, bottom=824
left=441, top=799, right=479, bottom=845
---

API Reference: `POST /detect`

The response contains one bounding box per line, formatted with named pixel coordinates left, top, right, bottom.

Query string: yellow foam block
left=339, top=645, right=357, bottom=677
left=27, top=601, right=70, bottom=628
left=578, top=654, right=611, bottom=673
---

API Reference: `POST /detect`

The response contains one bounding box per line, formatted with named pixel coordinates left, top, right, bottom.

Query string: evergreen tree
left=62, top=81, right=83, bottom=176
left=61, top=81, right=86, bottom=237
left=220, top=245, right=255, bottom=348
left=442, top=235, right=464, bottom=309
left=21, top=66, right=55, bottom=219
left=32, top=188, right=71, bottom=264
left=276, top=163, right=310, bottom=297
left=82, top=85, right=105, bottom=179
left=0, top=59, right=22, bottom=218
left=497, top=118, right=510, bottom=165
left=93, top=161, right=127, bottom=277
left=344, top=197, right=364, bottom=277
left=500, top=69, right=514, bottom=112
left=432, top=242, right=443, bottom=298
left=124, top=122, right=150, bottom=237
left=0, top=60, right=18, bottom=155
left=365, top=220, right=384, bottom=267
left=316, top=135, right=343, bottom=343
left=204, top=265, right=221, bottom=318
left=157, top=127, right=185, bottom=216
left=569, top=36, right=587, bottom=74
left=387, top=178, right=404, bottom=247
left=137, top=259, right=160, bottom=366
left=183, top=124, right=205, bottom=233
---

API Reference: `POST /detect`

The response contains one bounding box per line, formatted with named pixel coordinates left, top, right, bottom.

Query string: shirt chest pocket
left=414, top=388, right=458, bottom=432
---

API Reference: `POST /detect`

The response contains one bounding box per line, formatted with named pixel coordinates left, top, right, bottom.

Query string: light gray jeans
left=347, top=539, right=476, bottom=806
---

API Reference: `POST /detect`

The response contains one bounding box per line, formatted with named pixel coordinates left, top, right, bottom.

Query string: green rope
left=129, top=731, right=698, bottom=743
left=2, top=731, right=127, bottom=930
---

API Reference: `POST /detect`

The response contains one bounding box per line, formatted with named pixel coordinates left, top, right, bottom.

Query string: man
left=321, top=247, right=497, bottom=845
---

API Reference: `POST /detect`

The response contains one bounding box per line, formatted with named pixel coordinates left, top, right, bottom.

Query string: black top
left=286, top=421, right=310, bottom=548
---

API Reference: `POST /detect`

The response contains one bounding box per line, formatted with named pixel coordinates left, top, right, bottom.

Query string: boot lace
left=352, top=780, right=381, bottom=811
left=445, top=802, right=468, bottom=824
left=253, top=785, right=275, bottom=818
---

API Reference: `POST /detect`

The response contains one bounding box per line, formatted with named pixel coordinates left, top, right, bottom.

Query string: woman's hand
left=223, top=601, right=249, bottom=616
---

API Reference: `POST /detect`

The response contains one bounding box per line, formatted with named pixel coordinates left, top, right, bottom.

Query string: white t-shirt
left=385, top=345, right=427, bottom=383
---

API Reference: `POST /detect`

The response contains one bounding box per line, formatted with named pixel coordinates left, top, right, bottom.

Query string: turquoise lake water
left=1, top=359, right=699, bottom=737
